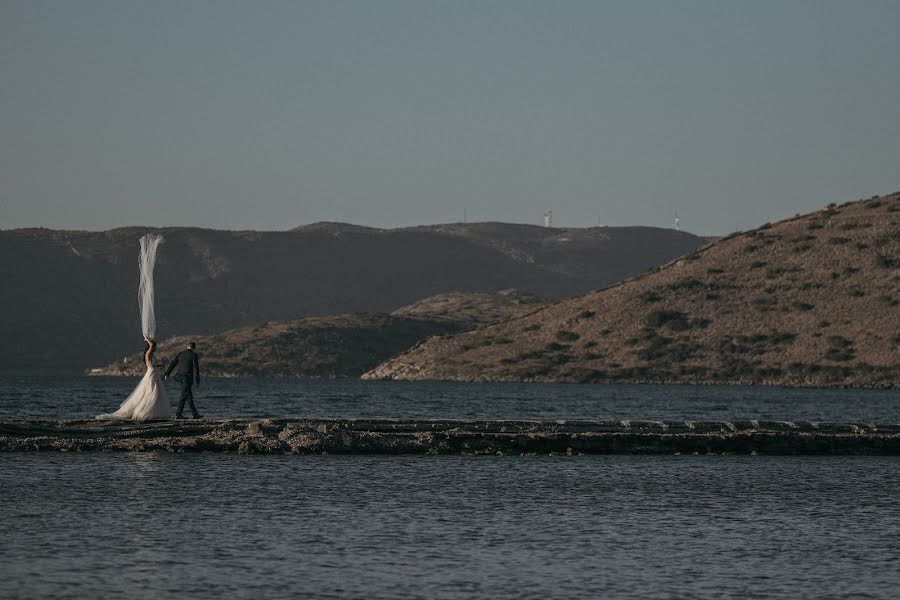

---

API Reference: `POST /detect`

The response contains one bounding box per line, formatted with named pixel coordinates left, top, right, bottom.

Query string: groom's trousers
left=176, top=376, right=199, bottom=417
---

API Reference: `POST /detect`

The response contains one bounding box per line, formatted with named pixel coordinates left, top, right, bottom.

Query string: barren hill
left=364, top=193, right=900, bottom=387
left=0, top=223, right=701, bottom=373
left=90, top=290, right=550, bottom=378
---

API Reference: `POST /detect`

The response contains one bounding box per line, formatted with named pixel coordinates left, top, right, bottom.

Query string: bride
left=96, top=335, right=171, bottom=421
left=97, top=233, right=171, bottom=421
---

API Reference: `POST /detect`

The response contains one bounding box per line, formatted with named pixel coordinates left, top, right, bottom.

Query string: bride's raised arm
left=143, top=335, right=156, bottom=368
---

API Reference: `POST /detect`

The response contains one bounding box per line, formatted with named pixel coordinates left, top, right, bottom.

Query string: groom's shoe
left=192, top=414, right=203, bottom=419
left=174, top=414, right=185, bottom=420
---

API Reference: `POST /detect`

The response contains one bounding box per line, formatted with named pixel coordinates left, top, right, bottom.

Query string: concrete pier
left=2, top=418, right=900, bottom=454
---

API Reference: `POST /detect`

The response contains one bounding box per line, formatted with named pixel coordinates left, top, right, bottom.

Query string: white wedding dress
left=97, top=233, right=171, bottom=422
left=97, top=361, right=171, bottom=421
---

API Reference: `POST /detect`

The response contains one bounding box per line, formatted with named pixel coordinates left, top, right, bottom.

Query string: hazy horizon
left=0, top=216, right=727, bottom=235
left=6, top=194, right=895, bottom=237
left=3, top=1, right=899, bottom=233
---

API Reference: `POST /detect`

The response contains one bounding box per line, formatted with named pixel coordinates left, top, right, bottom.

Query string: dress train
left=96, top=365, right=171, bottom=421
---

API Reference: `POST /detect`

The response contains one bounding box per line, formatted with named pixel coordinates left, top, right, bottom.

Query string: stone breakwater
left=2, top=419, right=900, bottom=455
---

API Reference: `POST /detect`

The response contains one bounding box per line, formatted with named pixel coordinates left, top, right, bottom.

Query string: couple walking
left=96, top=339, right=202, bottom=421
left=96, top=233, right=203, bottom=422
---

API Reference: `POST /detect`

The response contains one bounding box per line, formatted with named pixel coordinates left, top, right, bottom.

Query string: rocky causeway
left=2, top=418, right=900, bottom=455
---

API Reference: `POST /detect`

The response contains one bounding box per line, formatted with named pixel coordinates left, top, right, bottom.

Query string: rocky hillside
left=364, top=193, right=900, bottom=388
left=90, top=290, right=551, bottom=378
left=391, top=289, right=547, bottom=326
left=1, top=223, right=701, bottom=372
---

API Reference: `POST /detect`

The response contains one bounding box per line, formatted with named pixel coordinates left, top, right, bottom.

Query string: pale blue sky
left=2, top=0, right=898, bottom=234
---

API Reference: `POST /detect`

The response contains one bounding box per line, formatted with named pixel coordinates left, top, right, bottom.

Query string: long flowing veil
left=138, top=234, right=164, bottom=339
left=95, top=233, right=169, bottom=421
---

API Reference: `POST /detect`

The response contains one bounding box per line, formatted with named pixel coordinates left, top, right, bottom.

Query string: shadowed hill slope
left=390, top=289, right=547, bottom=326
left=89, top=290, right=551, bottom=378
left=1, top=223, right=701, bottom=373
left=91, top=314, right=462, bottom=379
left=364, top=193, right=900, bottom=387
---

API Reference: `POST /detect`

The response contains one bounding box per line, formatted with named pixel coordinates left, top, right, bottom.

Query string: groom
left=164, top=341, right=202, bottom=419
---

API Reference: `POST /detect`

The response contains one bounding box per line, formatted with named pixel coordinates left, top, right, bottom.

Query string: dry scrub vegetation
left=365, top=193, right=900, bottom=387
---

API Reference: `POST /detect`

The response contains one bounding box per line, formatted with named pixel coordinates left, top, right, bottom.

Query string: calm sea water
left=1, top=375, right=899, bottom=421
left=2, top=378, right=899, bottom=598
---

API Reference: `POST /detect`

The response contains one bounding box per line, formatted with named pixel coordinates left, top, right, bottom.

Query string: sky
left=1, top=1, right=899, bottom=235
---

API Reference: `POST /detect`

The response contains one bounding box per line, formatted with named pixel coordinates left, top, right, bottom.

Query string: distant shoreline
left=1, top=371, right=895, bottom=390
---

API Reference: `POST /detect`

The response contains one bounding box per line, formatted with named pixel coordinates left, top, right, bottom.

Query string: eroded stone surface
left=2, top=419, right=899, bottom=455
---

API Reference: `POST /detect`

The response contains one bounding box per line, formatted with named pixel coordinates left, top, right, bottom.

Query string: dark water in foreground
left=2, top=454, right=899, bottom=599
left=2, top=378, right=899, bottom=598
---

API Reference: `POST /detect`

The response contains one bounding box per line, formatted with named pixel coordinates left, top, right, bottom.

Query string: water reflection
left=125, top=452, right=164, bottom=473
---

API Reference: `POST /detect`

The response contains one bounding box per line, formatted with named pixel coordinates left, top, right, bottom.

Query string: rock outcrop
left=3, top=418, right=900, bottom=455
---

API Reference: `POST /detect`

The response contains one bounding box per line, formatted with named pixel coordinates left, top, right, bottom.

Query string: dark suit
left=164, top=349, right=201, bottom=417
